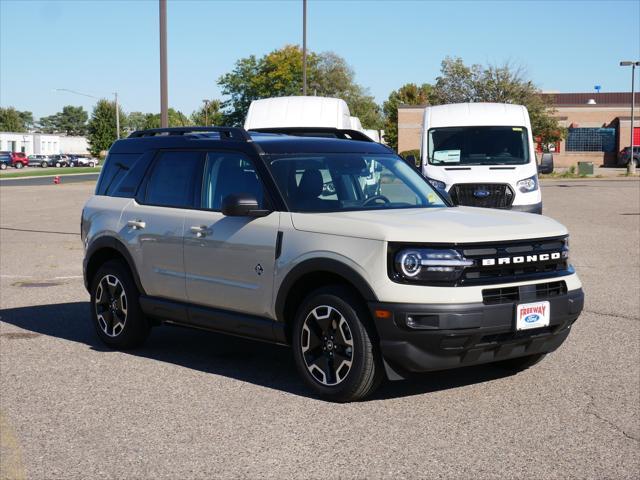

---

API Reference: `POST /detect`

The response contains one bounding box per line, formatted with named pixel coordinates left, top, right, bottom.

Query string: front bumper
left=370, top=288, right=583, bottom=375
left=510, top=202, right=542, bottom=214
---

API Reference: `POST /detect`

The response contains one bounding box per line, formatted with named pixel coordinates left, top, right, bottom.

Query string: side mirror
left=221, top=194, right=270, bottom=217
left=538, top=153, right=554, bottom=174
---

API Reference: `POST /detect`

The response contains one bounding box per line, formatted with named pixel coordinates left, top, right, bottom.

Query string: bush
left=399, top=149, right=421, bottom=167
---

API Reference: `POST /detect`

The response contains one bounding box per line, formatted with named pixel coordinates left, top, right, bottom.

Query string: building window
left=566, top=127, right=615, bottom=152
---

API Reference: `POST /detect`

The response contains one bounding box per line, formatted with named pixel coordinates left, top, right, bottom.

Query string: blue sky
left=1, top=0, right=639, bottom=119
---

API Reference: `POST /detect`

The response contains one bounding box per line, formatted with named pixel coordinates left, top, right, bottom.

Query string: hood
left=291, top=207, right=567, bottom=243
left=425, top=164, right=536, bottom=188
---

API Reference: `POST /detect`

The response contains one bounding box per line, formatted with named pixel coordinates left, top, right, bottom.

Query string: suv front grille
left=482, top=281, right=568, bottom=305
left=450, top=183, right=514, bottom=208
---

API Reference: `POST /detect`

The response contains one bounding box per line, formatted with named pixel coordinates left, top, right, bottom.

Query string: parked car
left=48, top=154, right=71, bottom=168
left=618, top=146, right=640, bottom=167
left=69, top=155, right=98, bottom=167
left=0, top=151, right=11, bottom=170
left=10, top=152, right=28, bottom=169
left=81, top=126, right=584, bottom=402
left=28, top=154, right=51, bottom=168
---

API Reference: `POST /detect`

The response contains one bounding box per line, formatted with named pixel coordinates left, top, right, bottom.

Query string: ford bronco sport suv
left=82, top=127, right=584, bottom=402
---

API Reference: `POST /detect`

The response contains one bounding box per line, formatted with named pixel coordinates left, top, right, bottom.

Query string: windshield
left=268, top=153, right=446, bottom=212
left=428, top=126, right=530, bottom=165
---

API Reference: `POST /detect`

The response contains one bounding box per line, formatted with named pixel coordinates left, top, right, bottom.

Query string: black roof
left=110, top=127, right=392, bottom=156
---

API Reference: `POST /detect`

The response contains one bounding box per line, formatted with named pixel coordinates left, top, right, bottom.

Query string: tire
left=55, top=162, right=61, bottom=168
left=41, top=161, right=47, bottom=168
left=0, top=163, right=6, bottom=170
left=89, top=162, right=95, bottom=168
left=90, top=259, right=150, bottom=349
left=15, top=162, right=23, bottom=169
left=292, top=286, right=383, bottom=402
left=495, top=353, right=547, bottom=372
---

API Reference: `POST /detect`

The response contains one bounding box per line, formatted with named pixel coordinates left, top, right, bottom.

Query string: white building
left=0, top=132, right=89, bottom=155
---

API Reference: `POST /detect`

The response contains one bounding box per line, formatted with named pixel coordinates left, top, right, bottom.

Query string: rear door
left=183, top=150, right=280, bottom=318
left=121, top=150, right=203, bottom=301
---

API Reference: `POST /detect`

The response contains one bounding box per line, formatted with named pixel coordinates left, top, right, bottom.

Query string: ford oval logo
left=524, top=314, right=540, bottom=323
left=473, top=189, right=491, bottom=198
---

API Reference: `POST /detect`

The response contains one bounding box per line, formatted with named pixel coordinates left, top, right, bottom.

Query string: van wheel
left=496, top=353, right=546, bottom=372
left=90, top=260, right=149, bottom=349
left=292, top=286, right=383, bottom=402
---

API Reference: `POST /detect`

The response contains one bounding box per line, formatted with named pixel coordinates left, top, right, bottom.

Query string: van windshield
left=428, top=126, right=530, bottom=165
left=268, top=153, right=447, bottom=212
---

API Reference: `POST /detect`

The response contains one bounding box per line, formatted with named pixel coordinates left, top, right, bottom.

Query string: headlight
left=516, top=175, right=538, bottom=193
left=394, top=248, right=473, bottom=283
left=426, top=177, right=446, bottom=190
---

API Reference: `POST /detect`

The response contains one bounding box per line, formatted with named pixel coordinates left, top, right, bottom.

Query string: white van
left=244, top=96, right=352, bottom=130
left=421, top=103, right=543, bottom=214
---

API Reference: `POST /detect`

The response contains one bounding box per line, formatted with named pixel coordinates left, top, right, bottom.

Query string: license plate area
left=516, top=301, right=550, bottom=331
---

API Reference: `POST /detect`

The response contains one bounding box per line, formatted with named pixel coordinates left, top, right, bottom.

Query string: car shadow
left=0, top=302, right=517, bottom=402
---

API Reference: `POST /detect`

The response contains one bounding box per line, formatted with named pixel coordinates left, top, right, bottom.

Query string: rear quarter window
left=96, top=153, right=145, bottom=196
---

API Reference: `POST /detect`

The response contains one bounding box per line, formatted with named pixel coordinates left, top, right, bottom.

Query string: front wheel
left=41, top=161, right=47, bottom=168
left=15, top=162, right=23, bottom=169
left=89, top=161, right=95, bottom=168
left=292, top=286, right=383, bottom=402
left=90, top=260, right=149, bottom=349
left=0, top=163, right=6, bottom=170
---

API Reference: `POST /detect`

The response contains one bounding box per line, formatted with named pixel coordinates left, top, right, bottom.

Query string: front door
left=183, top=151, right=280, bottom=318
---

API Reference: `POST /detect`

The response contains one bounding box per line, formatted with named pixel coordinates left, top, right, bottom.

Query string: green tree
left=126, top=111, right=149, bottom=132
left=430, top=57, right=565, bottom=145
left=38, top=105, right=88, bottom=135
left=139, top=109, right=193, bottom=129
left=218, top=45, right=383, bottom=129
left=87, top=99, right=127, bottom=157
left=0, top=107, right=33, bottom=132
left=191, top=99, right=224, bottom=126
left=382, top=83, right=432, bottom=150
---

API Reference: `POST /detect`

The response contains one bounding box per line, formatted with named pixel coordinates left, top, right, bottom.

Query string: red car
left=10, top=152, right=28, bottom=169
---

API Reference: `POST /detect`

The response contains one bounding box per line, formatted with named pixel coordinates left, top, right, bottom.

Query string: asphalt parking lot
left=1, top=178, right=639, bottom=479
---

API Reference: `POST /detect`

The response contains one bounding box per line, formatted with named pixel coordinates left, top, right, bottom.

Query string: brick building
left=397, top=92, right=640, bottom=167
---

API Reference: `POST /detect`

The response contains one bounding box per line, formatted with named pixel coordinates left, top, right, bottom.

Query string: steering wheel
left=362, top=194, right=391, bottom=206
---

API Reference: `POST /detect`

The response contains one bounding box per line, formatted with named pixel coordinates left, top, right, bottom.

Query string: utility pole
left=114, top=92, right=120, bottom=139
left=620, top=61, right=639, bottom=175
left=159, top=0, right=168, bottom=128
left=302, top=0, right=307, bottom=96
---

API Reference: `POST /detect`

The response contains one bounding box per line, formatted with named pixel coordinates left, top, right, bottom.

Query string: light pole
left=202, top=99, right=209, bottom=126
left=302, top=0, right=307, bottom=96
left=620, top=60, right=640, bottom=175
left=159, top=0, right=168, bottom=128
left=53, top=88, right=120, bottom=139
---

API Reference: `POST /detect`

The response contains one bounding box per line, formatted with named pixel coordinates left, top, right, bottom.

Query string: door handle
left=127, top=219, right=146, bottom=230
left=190, top=225, right=212, bottom=238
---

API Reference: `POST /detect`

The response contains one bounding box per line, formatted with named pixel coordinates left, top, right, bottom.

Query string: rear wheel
left=292, top=286, right=383, bottom=402
left=41, top=161, right=47, bottom=168
left=15, top=162, right=23, bottom=169
left=90, top=260, right=149, bottom=349
left=55, top=162, right=61, bottom=168
left=89, top=161, right=95, bottom=168
left=0, top=163, right=6, bottom=170
left=496, top=353, right=546, bottom=372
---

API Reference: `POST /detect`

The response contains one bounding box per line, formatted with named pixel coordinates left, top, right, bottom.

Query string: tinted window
left=201, top=152, right=264, bottom=210
left=96, top=153, right=142, bottom=195
left=144, top=151, right=201, bottom=208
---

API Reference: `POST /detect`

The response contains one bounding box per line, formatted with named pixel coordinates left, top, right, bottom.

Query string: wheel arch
left=84, top=237, right=145, bottom=295
left=275, top=258, right=378, bottom=344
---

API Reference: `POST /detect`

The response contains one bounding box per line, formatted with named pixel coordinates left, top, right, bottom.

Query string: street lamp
left=54, top=88, right=120, bottom=139
left=620, top=60, right=640, bottom=175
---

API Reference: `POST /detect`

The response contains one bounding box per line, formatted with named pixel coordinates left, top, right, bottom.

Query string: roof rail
left=248, top=127, right=375, bottom=142
left=128, top=126, right=251, bottom=141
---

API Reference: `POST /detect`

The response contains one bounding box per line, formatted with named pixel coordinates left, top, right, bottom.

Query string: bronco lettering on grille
left=482, top=252, right=561, bottom=267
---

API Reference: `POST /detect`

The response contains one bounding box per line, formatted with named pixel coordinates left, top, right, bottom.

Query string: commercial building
left=0, top=132, right=89, bottom=155
left=397, top=92, right=640, bottom=167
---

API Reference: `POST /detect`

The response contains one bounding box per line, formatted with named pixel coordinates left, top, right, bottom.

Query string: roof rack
left=248, top=127, right=375, bottom=142
left=128, top=126, right=251, bottom=141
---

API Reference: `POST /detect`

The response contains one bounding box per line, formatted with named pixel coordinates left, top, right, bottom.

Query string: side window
left=144, top=151, right=201, bottom=208
left=96, top=153, right=141, bottom=196
left=201, top=152, right=264, bottom=210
